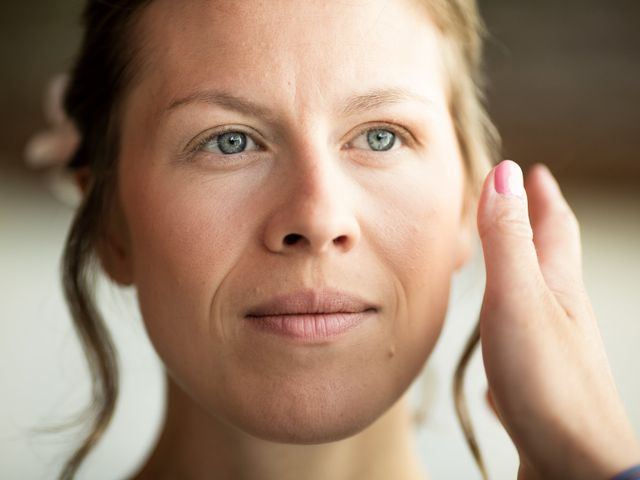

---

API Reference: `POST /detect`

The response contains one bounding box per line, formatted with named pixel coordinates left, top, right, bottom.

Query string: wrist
left=525, top=430, right=640, bottom=480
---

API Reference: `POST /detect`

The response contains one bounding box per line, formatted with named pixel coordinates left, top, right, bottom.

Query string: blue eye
left=200, top=131, right=258, bottom=155
left=350, top=127, right=402, bottom=152
left=366, top=129, right=396, bottom=151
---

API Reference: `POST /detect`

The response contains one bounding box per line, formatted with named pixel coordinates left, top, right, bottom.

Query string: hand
left=476, top=160, right=640, bottom=479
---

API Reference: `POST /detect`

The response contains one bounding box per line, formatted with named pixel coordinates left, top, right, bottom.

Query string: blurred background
left=1, top=1, right=638, bottom=479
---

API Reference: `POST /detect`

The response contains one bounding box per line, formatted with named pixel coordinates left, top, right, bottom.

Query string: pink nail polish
left=494, top=160, right=525, bottom=198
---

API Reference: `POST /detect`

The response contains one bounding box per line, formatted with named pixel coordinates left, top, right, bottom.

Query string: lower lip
left=244, top=311, right=374, bottom=342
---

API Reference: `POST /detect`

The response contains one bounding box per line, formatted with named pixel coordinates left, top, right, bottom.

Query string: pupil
left=219, top=132, right=246, bottom=154
left=367, top=129, right=395, bottom=151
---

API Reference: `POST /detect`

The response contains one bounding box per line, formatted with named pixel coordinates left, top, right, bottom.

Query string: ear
left=75, top=167, right=135, bottom=286
left=453, top=188, right=476, bottom=272
left=74, top=166, right=91, bottom=194
left=96, top=199, right=135, bottom=286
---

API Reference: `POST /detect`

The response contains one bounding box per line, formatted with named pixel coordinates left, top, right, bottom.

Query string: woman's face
left=112, top=0, right=472, bottom=442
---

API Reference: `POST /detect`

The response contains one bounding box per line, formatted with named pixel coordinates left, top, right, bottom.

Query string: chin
left=229, top=399, right=391, bottom=445
left=215, top=372, right=405, bottom=445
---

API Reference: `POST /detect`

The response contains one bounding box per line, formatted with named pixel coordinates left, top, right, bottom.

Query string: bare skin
left=477, top=161, right=640, bottom=479
left=82, top=0, right=640, bottom=478
left=104, top=1, right=468, bottom=479
left=133, top=380, right=427, bottom=480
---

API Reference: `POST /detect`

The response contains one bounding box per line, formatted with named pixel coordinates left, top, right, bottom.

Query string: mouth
left=244, top=288, right=379, bottom=342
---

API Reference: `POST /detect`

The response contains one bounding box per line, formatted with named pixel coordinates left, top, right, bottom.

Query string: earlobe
left=74, top=167, right=134, bottom=285
left=96, top=199, right=135, bottom=287
left=74, top=166, right=91, bottom=195
left=97, top=234, right=134, bottom=286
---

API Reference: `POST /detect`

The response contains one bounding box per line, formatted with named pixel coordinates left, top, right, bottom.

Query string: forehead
left=133, top=0, right=447, bottom=115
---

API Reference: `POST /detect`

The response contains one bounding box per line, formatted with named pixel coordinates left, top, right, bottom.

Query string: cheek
left=365, top=159, right=464, bottom=360
left=120, top=169, right=257, bottom=377
left=367, top=158, right=464, bottom=292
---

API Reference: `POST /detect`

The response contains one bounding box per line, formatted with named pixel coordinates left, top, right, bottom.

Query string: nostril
left=284, top=233, right=303, bottom=245
left=333, top=235, right=348, bottom=246
left=281, top=233, right=350, bottom=249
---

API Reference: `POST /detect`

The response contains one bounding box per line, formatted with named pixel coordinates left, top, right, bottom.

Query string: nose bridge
left=262, top=142, right=361, bottom=255
left=295, top=146, right=340, bottom=211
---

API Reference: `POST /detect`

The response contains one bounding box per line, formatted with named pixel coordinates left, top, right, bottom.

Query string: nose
left=262, top=148, right=361, bottom=255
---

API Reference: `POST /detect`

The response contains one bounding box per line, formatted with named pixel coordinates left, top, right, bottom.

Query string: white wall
left=1, top=163, right=638, bottom=479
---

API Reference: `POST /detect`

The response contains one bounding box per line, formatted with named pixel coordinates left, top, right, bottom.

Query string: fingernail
left=494, top=160, right=525, bottom=198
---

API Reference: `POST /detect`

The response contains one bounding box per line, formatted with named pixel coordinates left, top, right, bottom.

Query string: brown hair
left=58, top=0, right=499, bottom=478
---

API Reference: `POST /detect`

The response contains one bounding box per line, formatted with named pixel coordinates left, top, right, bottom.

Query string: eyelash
left=189, top=126, right=261, bottom=155
left=187, top=122, right=413, bottom=159
left=347, top=123, right=412, bottom=151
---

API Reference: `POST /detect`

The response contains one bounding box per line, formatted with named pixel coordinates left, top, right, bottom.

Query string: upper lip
left=245, top=288, right=378, bottom=317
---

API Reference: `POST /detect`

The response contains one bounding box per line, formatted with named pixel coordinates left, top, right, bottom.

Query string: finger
left=524, top=164, right=584, bottom=298
left=477, top=160, right=545, bottom=304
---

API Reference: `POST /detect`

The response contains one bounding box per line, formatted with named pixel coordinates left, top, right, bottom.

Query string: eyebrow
left=165, top=87, right=436, bottom=118
left=340, top=88, right=436, bottom=116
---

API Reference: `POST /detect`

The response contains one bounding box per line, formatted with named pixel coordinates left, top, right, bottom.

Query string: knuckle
left=489, top=208, right=533, bottom=240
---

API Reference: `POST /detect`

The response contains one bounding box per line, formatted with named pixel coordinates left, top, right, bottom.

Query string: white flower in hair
left=25, top=73, right=80, bottom=168
left=24, top=73, right=82, bottom=206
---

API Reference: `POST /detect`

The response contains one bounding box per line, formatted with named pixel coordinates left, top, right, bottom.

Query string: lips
left=244, top=288, right=378, bottom=341
left=245, top=288, right=378, bottom=317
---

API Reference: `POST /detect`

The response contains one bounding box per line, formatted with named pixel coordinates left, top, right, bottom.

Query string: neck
left=133, top=376, right=428, bottom=480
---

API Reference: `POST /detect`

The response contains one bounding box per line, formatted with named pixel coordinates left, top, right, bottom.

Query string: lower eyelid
left=191, top=124, right=410, bottom=157
left=349, top=128, right=405, bottom=150
left=198, top=131, right=261, bottom=154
